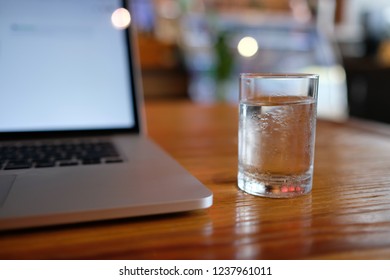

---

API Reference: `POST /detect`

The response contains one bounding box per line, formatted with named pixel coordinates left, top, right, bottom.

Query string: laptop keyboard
left=0, top=141, right=123, bottom=170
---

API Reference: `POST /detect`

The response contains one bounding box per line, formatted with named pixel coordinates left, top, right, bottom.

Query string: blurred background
left=130, top=0, right=390, bottom=123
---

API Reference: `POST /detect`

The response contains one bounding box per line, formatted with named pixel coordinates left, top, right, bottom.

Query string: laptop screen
left=0, top=0, right=138, bottom=134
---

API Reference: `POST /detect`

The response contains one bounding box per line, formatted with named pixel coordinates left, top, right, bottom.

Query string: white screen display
left=0, top=0, right=135, bottom=132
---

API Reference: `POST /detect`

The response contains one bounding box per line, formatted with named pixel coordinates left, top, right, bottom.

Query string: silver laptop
left=0, top=0, right=212, bottom=230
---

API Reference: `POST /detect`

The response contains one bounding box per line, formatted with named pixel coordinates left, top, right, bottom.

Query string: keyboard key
left=59, top=161, right=79, bottom=167
left=82, top=158, right=101, bottom=165
left=4, top=161, right=32, bottom=170
left=35, top=161, right=56, bottom=168
left=105, top=158, right=123, bottom=164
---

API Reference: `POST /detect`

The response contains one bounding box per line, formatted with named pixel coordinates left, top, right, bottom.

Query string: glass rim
left=240, top=73, right=319, bottom=79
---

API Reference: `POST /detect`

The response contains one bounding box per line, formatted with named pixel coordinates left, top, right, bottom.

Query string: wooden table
left=2, top=101, right=390, bottom=260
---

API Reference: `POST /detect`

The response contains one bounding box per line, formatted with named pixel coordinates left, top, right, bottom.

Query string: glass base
left=237, top=172, right=312, bottom=198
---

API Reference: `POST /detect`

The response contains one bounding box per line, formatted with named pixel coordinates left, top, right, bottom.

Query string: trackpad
left=0, top=175, right=16, bottom=208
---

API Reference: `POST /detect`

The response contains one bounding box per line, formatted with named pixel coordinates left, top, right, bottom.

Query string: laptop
left=0, top=0, right=212, bottom=230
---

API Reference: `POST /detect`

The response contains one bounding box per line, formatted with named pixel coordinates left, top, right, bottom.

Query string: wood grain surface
left=2, top=101, right=390, bottom=260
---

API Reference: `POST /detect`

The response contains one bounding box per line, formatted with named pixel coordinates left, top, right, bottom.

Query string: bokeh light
left=237, top=36, right=259, bottom=57
left=111, top=8, right=131, bottom=29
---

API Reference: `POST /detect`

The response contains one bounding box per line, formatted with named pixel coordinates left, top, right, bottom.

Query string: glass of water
left=238, top=73, right=319, bottom=198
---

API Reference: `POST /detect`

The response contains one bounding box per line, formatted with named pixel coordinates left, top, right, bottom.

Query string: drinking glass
left=238, top=73, right=319, bottom=198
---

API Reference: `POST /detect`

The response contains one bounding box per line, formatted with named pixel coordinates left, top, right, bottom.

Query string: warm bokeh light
left=237, top=36, right=258, bottom=57
left=111, top=8, right=131, bottom=29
